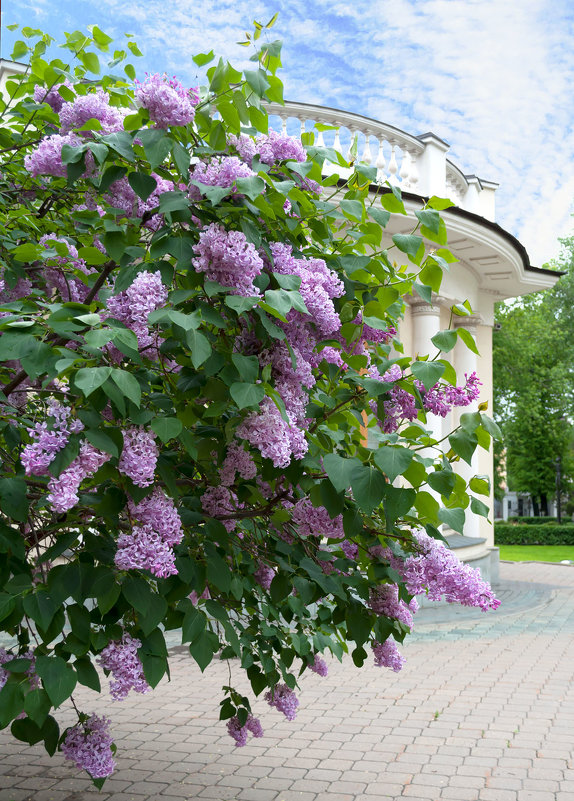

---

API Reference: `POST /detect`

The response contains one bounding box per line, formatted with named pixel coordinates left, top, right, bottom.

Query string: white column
left=453, top=316, right=481, bottom=538
left=411, top=300, right=443, bottom=442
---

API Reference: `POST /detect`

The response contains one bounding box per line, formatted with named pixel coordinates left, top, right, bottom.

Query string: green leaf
left=231, top=354, right=259, bottom=383
left=138, top=128, right=171, bottom=169
left=0, top=683, right=25, bottom=728
left=225, top=296, right=259, bottom=314
left=471, top=496, right=490, bottom=518
left=23, top=592, right=58, bottom=630
left=150, top=417, right=183, bottom=443
left=189, top=630, right=218, bottom=672
left=24, top=689, right=51, bottom=727
left=80, top=51, right=100, bottom=74
left=449, top=429, right=478, bottom=465
left=122, top=576, right=152, bottom=615
left=374, top=447, right=413, bottom=483
left=427, top=196, right=455, bottom=211
left=77, top=247, right=108, bottom=265
left=244, top=69, right=270, bottom=97
left=411, top=361, right=445, bottom=390
left=182, top=605, right=206, bottom=643
left=350, top=465, right=386, bottom=515
left=186, top=329, right=211, bottom=368
left=110, top=369, right=141, bottom=407
left=392, top=234, right=423, bottom=260
left=84, top=428, right=121, bottom=458
left=323, top=454, right=360, bottom=494
left=75, top=366, right=112, bottom=397
left=480, top=414, right=502, bottom=440
left=0, top=594, right=16, bottom=623
left=128, top=171, right=157, bottom=201
left=469, top=475, right=490, bottom=496
left=431, top=330, right=457, bottom=353
left=193, top=50, right=215, bottom=66
left=74, top=658, right=101, bottom=692
left=0, top=478, right=29, bottom=522
left=383, top=485, right=416, bottom=524
left=438, top=507, right=466, bottom=534
left=380, top=190, right=406, bottom=214
left=428, top=469, right=456, bottom=497
left=457, top=326, right=480, bottom=355
left=230, top=382, right=265, bottom=409
left=235, top=175, right=265, bottom=200
left=102, top=131, right=135, bottom=162
left=415, top=208, right=441, bottom=234
left=340, top=200, right=363, bottom=221
left=35, top=656, right=76, bottom=708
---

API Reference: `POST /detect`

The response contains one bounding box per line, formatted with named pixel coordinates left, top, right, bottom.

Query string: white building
left=267, top=102, right=561, bottom=581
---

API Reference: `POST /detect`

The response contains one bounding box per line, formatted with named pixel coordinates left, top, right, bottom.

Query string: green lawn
left=498, top=545, right=574, bottom=563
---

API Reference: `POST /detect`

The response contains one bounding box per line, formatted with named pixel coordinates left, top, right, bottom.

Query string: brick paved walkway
left=2, top=561, right=574, bottom=801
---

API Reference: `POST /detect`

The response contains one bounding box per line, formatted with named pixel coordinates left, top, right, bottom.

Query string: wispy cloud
left=2, top=0, right=573, bottom=266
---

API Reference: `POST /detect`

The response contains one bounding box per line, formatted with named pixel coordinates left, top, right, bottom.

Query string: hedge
left=507, top=516, right=558, bottom=525
left=495, top=524, right=574, bottom=545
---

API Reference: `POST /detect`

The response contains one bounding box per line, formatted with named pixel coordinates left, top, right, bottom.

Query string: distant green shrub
left=507, top=516, right=558, bottom=525
left=495, top=523, right=574, bottom=545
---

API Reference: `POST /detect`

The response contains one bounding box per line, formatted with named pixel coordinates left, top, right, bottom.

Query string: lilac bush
left=0, top=19, right=501, bottom=783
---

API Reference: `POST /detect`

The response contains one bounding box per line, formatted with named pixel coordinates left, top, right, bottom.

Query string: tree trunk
left=541, top=493, right=549, bottom=516
left=532, top=496, right=540, bottom=517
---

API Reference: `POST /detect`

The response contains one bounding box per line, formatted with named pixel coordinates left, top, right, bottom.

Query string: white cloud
left=3, top=0, right=573, bottom=265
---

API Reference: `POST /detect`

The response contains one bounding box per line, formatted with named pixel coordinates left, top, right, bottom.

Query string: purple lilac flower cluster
left=106, top=270, right=168, bottom=358
left=237, top=397, right=307, bottom=468
left=254, top=561, right=275, bottom=590
left=117, top=427, right=158, bottom=487
left=270, top=242, right=344, bottom=339
left=39, top=235, right=92, bottom=302
left=368, top=364, right=418, bottom=433
left=192, top=224, right=264, bottom=297
left=353, top=313, right=397, bottom=345
left=61, top=714, right=116, bottom=778
left=189, top=156, right=255, bottom=201
left=368, top=584, right=418, bottom=629
left=227, top=714, right=264, bottom=747
left=372, top=639, right=405, bottom=672
left=387, top=530, right=500, bottom=610
left=33, top=80, right=74, bottom=113
left=0, top=647, right=39, bottom=691
left=115, top=487, right=182, bottom=578
left=219, top=441, right=256, bottom=486
left=24, top=132, right=86, bottom=178
left=260, top=343, right=315, bottom=424
left=230, top=130, right=306, bottom=165
left=201, top=485, right=241, bottom=533
left=135, top=73, right=199, bottom=128
left=98, top=633, right=150, bottom=701
left=21, top=400, right=84, bottom=476
left=59, top=90, right=126, bottom=135
left=105, top=174, right=175, bottom=230
left=265, top=684, right=299, bottom=720
left=47, top=442, right=110, bottom=513
left=417, top=372, right=482, bottom=418
left=292, top=498, right=344, bottom=540
left=309, top=654, right=328, bottom=677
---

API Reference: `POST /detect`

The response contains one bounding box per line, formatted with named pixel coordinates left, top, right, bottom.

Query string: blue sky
left=2, top=0, right=574, bottom=268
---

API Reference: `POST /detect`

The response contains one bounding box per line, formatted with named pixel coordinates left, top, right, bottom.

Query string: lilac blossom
left=128, top=487, right=183, bottom=546
left=237, top=397, right=308, bottom=468
left=219, top=441, right=257, bottom=486
left=21, top=400, right=83, bottom=476
left=98, top=633, right=150, bottom=701
left=136, top=73, right=199, bottom=128
left=292, top=498, right=344, bottom=540
left=372, top=639, right=405, bottom=672
left=254, top=562, right=275, bottom=591
left=265, top=684, right=299, bottom=720
left=367, top=365, right=418, bottom=433
left=39, top=234, right=92, bottom=303
left=227, top=714, right=264, bottom=747
left=354, top=313, right=397, bottom=344
left=118, top=427, right=158, bottom=487
left=368, top=584, right=417, bottom=629
left=341, top=539, right=359, bottom=560
left=59, top=90, right=126, bottom=134
left=46, top=442, right=110, bottom=513
left=33, top=80, right=73, bottom=112
left=189, top=156, right=255, bottom=201
left=230, top=130, right=306, bottom=165
left=189, top=586, right=210, bottom=605
left=0, top=648, right=38, bottom=692
left=115, top=524, right=178, bottom=578
left=24, top=133, right=86, bottom=178
left=201, top=486, right=240, bottom=533
left=192, top=223, right=264, bottom=297
left=309, top=654, right=328, bottom=677
left=417, top=372, right=482, bottom=418
left=106, top=270, right=167, bottom=358
left=386, top=530, right=500, bottom=611
left=259, top=343, right=314, bottom=423
left=61, top=714, right=116, bottom=778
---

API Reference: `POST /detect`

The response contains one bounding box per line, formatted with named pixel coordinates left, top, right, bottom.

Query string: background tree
left=493, top=237, right=574, bottom=514
left=0, top=21, right=499, bottom=784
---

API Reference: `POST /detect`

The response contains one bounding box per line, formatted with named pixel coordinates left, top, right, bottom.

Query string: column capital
left=454, top=314, right=483, bottom=331
left=408, top=294, right=447, bottom=316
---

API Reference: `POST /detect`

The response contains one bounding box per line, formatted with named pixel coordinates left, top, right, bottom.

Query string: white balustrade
left=263, top=101, right=496, bottom=219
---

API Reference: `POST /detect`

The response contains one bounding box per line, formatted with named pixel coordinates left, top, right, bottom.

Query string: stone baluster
left=399, top=149, right=410, bottom=186
left=406, top=149, right=419, bottom=191
left=376, top=139, right=386, bottom=183
left=333, top=128, right=343, bottom=156
left=299, top=117, right=306, bottom=141
left=280, top=115, right=288, bottom=135
left=316, top=127, right=325, bottom=147
left=361, top=131, right=373, bottom=165
left=388, top=144, right=399, bottom=185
